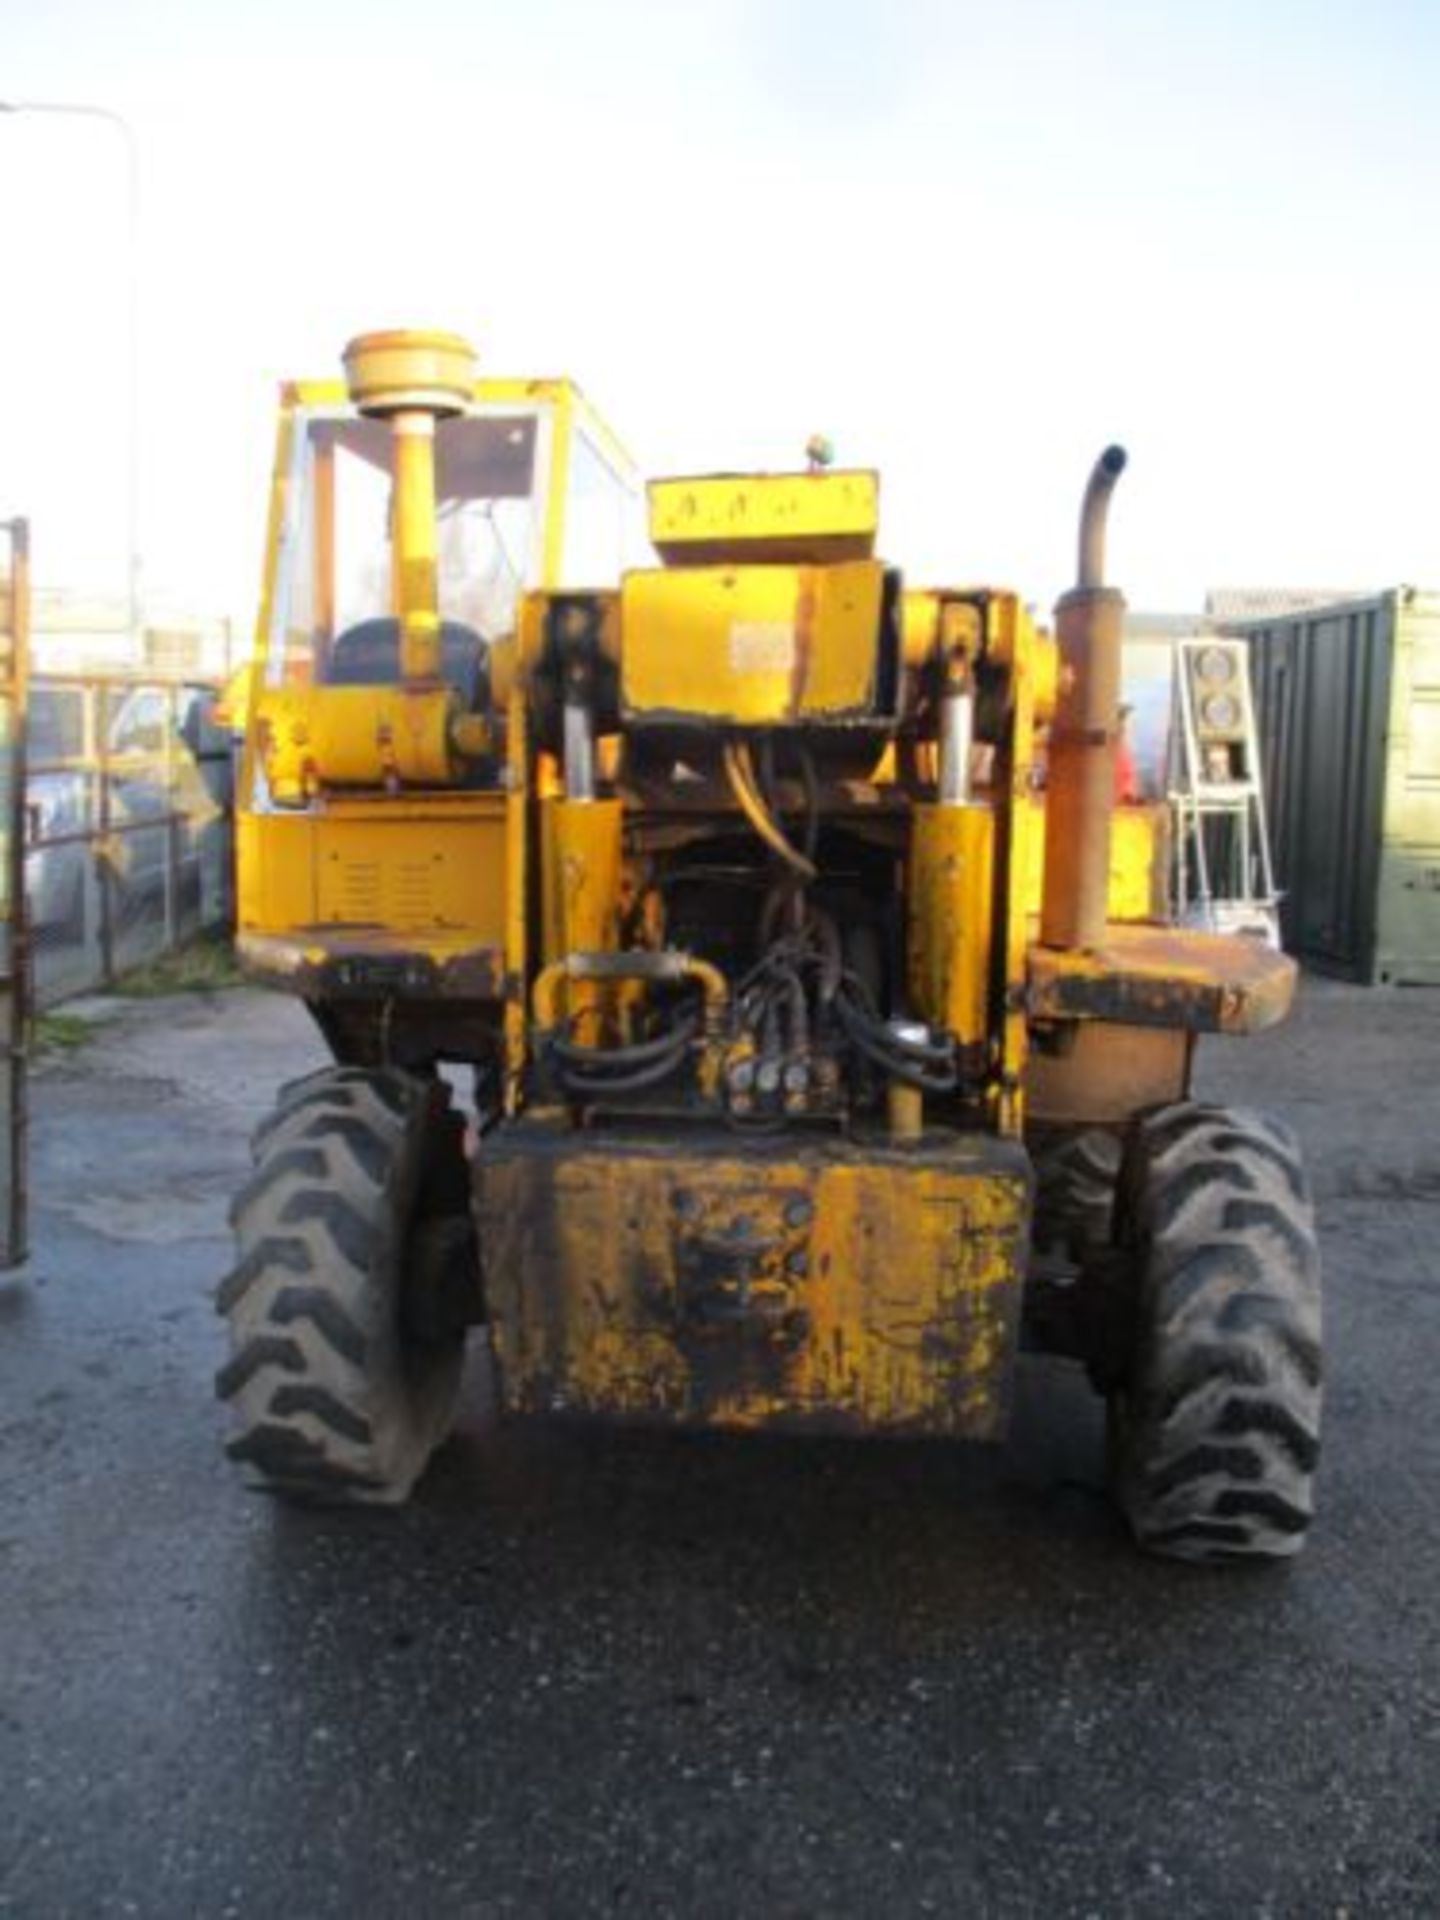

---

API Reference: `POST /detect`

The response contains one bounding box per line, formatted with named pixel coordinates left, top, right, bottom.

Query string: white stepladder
left=1168, top=636, right=1281, bottom=944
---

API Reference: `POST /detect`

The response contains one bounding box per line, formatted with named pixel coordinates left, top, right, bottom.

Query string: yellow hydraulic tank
left=254, top=683, right=474, bottom=802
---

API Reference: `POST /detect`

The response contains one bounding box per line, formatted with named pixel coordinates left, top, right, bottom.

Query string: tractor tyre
left=1031, top=1127, right=1124, bottom=1262
left=215, top=1065, right=474, bottom=1504
left=1108, top=1102, right=1322, bottom=1564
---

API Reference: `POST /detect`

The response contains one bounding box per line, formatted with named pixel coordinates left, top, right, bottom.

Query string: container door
left=1294, top=601, right=1393, bottom=979
left=1375, top=591, right=1440, bottom=983
left=0, top=520, right=29, bottom=1266
left=1248, top=599, right=1392, bottom=980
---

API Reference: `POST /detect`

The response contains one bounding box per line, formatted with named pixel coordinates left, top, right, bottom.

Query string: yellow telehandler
left=218, top=329, right=1319, bottom=1561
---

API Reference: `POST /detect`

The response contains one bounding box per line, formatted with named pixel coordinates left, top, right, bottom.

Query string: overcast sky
left=2, top=0, right=1437, bottom=630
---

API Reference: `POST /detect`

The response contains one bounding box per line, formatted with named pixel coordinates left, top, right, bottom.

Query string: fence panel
left=27, top=672, right=233, bottom=1007
left=0, top=522, right=30, bottom=1265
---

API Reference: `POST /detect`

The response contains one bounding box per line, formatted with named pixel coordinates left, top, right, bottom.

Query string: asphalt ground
left=2, top=978, right=1437, bottom=1917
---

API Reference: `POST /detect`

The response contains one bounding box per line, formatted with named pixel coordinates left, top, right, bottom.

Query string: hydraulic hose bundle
left=540, top=731, right=958, bottom=1111
left=829, top=980, right=958, bottom=1094
left=722, top=739, right=818, bottom=883
left=545, top=1012, right=699, bottom=1096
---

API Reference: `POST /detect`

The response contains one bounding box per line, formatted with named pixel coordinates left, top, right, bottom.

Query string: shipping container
left=1237, top=589, right=1440, bottom=984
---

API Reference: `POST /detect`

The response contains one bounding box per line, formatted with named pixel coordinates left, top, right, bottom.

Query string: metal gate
left=0, top=520, right=30, bottom=1267
left=26, top=672, right=234, bottom=1008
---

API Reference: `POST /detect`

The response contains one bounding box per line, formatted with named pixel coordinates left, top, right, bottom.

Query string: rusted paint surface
left=237, top=929, right=507, bottom=1001
left=476, top=1127, right=1032, bottom=1440
left=1025, top=1021, right=1191, bottom=1124
left=1025, top=924, right=1296, bottom=1032
left=1040, top=588, right=1127, bottom=951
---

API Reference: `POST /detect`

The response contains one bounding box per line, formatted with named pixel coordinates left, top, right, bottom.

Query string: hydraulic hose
left=723, top=741, right=817, bottom=883
left=797, top=744, right=821, bottom=863
left=760, top=736, right=821, bottom=863
left=555, top=1043, right=694, bottom=1096
left=833, top=1011, right=959, bottom=1094
left=547, top=1013, right=700, bottom=1072
left=831, top=991, right=959, bottom=1093
left=834, top=973, right=956, bottom=1062
left=810, top=905, right=843, bottom=1005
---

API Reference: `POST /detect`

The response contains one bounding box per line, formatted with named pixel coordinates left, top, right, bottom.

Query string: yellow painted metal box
left=238, top=801, right=507, bottom=937
left=649, top=470, right=879, bottom=565
left=476, top=1127, right=1032, bottom=1440
left=620, top=561, right=894, bottom=727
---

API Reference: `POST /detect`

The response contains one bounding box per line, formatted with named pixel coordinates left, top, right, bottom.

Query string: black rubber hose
left=547, top=1014, right=699, bottom=1072
left=785, top=966, right=809, bottom=1054
left=556, top=1041, right=694, bottom=1096
left=841, top=1022, right=958, bottom=1094
left=759, top=738, right=821, bottom=865
left=809, top=905, right=843, bottom=1004
left=831, top=994, right=959, bottom=1092
left=757, top=881, right=803, bottom=954
left=832, top=989, right=958, bottom=1066
left=797, top=744, right=821, bottom=864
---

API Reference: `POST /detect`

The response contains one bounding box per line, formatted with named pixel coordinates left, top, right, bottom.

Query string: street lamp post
left=0, top=99, right=141, bottom=654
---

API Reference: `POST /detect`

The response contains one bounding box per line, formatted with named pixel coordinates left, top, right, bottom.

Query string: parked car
left=24, top=680, right=232, bottom=944
left=104, top=683, right=231, bottom=922
left=25, top=686, right=90, bottom=943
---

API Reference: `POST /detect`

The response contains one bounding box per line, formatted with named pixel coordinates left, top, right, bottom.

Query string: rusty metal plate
left=1026, top=924, right=1297, bottom=1032
left=237, top=929, right=507, bottom=1001
left=476, top=1125, right=1031, bottom=1441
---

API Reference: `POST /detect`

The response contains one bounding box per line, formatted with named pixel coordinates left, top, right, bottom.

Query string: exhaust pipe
left=1040, top=445, right=1128, bottom=951
left=1077, top=443, right=1127, bottom=589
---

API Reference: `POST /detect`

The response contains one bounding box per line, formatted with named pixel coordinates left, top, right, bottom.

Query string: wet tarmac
left=2, top=980, right=1438, bottom=1916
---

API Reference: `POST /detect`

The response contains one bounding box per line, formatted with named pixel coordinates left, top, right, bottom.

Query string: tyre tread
left=1113, top=1102, right=1323, bottom=1564
left=216, top=1065, right=465, bottom=1507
